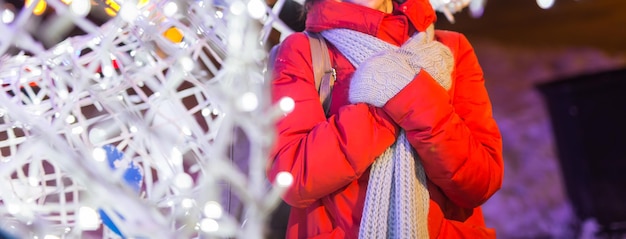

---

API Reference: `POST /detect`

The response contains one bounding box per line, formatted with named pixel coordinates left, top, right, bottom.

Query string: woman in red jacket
left=268, top=0, right=504, bottom=238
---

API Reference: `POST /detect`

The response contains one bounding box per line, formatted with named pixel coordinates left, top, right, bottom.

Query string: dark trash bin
left=537, top=68, right=626, bottom=236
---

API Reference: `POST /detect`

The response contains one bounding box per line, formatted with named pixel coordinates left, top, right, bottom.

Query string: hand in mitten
left=348, top=50, right=418, bottom=107
left=397, top=24, right=454, bottom=90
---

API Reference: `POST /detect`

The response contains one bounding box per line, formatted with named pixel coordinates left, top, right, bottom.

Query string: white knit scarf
left=321, top=29, right=432, bottom=239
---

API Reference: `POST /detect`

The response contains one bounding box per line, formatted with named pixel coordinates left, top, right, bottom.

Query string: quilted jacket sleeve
left=267, top=33, right=399, bottom=208
left=382, top=32, right=503, bottom=209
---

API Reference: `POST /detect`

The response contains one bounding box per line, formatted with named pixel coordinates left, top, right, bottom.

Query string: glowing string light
left=119, top=2, right=139, bottom=21
left=2, top=9, right=15, bottom=23
left=104, top=0, right=120, bottom=16
left=230, top=1, right=245, bottom=15
left=276, top=171, right=293, bottom=187
left=181, top=198, right=195, bottom=208
left=78, top=207, right=100, bottom=231
left=163, top=1, right=178, bottom=17
left=247, top=0, right=265, bottom=19
left=537, top=0, right=555, bottom=9
left=203, top=201, right=223, bottom=219
left=174, top=173, right=193, bottom=189
left=238, top=92, right=258, bottom=112
left=163, top=27, right=184, bottom=43
left=70, top=0, right=91, bottom=16
left=200, top=218, right=219, bottom=232
left=25, top=0, right=47, bottom=16
left=92, top=147, right=107, bottom=162
left=65, top=115, right=76, bottom=124
left=278, top=97, right=295, bottom=113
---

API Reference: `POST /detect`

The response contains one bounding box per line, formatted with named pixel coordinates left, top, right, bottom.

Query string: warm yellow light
left=103, top=0, right=120, bottom=16
left=61, top=0, right=72, bottom=4
left=25, top=0, right=47, bottom=15
left=104, top=7, right=117, bottom=16
left=105, top=0, right=120, bottom=11
left=163, top=27, right=183, bottom=43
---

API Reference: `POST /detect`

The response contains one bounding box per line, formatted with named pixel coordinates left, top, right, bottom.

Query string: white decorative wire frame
left=0, top=0, right=295, bottom=238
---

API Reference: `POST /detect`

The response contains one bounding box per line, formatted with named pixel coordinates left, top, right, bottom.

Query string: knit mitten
left=397, top=25, right=454, bottom=90
left=349, top=51, right=418, bottom=107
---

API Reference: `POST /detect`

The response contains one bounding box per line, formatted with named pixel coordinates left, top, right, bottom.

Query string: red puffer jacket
left=268, top=0, right=504, bottom=238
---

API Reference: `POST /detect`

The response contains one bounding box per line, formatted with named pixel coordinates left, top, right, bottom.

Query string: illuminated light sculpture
left=429, top=0, right=486, bottom=22
left=0, top=0, right=483, bottom=238
left=537, top=0, right=555, bottom=9
left=0, top=0, right=292, bottom=238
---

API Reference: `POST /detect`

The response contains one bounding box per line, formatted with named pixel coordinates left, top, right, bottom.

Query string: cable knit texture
left=397, top=24, right=454, bottom=90
left=322, top=25, right=453, bottom=108
left=321, top=25, right=453, bottom=239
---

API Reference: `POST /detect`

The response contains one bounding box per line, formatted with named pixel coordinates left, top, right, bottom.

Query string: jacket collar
left=305, top=0, right=436, bottom=35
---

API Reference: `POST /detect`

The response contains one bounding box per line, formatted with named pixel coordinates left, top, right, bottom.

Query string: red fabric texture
left=268, top=0, right=503, bottom=238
